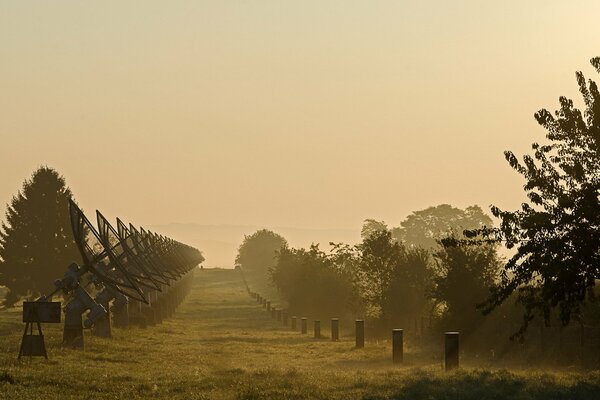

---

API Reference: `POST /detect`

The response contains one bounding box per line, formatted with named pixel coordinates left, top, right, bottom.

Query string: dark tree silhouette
left=0, top=167, right=80, bottom=307
left=393, top=204, right=492, bottom=249
left=235, top=229, right=287, bottom=278
left=360, top=219, right=388, bottom=239
left=270, top=244, right=359, bottom=319
left=432, top=238, right=501, bottom=337
left=473, top=58, right=600, bottom=331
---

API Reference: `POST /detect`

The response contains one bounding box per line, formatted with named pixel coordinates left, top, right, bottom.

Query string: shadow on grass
left=378, top=370, right=600, bottom=400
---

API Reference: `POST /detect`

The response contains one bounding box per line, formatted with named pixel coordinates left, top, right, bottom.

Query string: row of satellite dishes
left=19, top=199, right=204, bottom=358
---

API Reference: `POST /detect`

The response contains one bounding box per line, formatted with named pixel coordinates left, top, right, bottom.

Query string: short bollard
left=331, top=318, right=339, bottom=341
left=271, top=308, right=276, bottom=319
left=291, top=316, right=297, bottom=330
left=267, top=301, right=271, bottom=312
left=282, top=310, right=288, bottom=326
left=301, top=317, right=307, bottom=334
left=392, top=329, right=403, bottom=364
left=355, top=320, right=364, bottom=348
left=445, top=332, right=459, bottom=371
left=314, top=320, right=321, bottom=338
left=277, top=309, right=282, bottom=321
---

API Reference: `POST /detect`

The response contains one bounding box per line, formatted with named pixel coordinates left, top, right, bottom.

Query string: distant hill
left=147, top=223, right=360, bottom=268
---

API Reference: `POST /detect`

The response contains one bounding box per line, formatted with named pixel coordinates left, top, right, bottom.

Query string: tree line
left=236, top=57, right=600, bottom=362
left=237, top=206, right=505, bottom=345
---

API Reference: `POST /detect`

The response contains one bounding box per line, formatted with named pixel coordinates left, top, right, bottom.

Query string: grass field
left=1, top=269, right=600, bottom=399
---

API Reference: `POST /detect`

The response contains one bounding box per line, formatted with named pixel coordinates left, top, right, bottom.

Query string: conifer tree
left=0, top=167, right=80, bottom=306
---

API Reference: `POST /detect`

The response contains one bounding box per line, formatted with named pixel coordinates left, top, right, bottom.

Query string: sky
left=1, top=1, right=600, bottom=250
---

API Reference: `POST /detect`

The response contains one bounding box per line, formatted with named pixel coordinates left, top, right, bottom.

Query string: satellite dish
left=130, top=225, right=177, bottom=281
left=68, top=199, right=148, bottom=303
left=116, top=218, right=171, bottom=286
left=96, top=211, right=161, bottom=292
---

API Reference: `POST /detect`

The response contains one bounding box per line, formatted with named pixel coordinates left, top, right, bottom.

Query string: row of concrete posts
left=250, top=291, right=460, bottom=371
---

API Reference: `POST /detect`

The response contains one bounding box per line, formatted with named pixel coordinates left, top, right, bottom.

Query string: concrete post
left=392, top=329, right=403, bottom=364
left=331, top=318, right=339, bottom=341
left=355, top=320, right=364, bottom=348
left=314, top=320, right=321, bottom=338
left=301, top=317, right=307, bottom=334
left=445, top=332, right=459, bottom=371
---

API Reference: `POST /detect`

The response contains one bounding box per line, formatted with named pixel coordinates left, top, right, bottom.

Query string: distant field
left=0, top=269, right=599, bottom=399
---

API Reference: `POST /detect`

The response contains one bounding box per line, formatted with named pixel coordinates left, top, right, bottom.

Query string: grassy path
left=0, top=268, right=599, bottom=399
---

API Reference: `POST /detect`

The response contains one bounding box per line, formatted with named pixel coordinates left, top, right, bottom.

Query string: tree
left=392, top=204, right=492, bottom=249
left=382, top=246, right=433, bottom=329
left=361, top=219, right=388, bottom=239
left=270, top=244, right=359, bottom=319
left=235, top=229, right=287, bottom=279
left=431, top=238, right=501, bottom=337
left=472, top=58, right=600, bottom=332
left=354, top=229, right=403, bottom=319
left=0, top=167, right=81, bottom=307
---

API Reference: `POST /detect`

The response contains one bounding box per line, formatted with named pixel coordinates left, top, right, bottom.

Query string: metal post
left=355, top=320, right=364, bottom=348
left=444, top=332, right=459, bottom=371
left=392, top=329, right=403, bottom=364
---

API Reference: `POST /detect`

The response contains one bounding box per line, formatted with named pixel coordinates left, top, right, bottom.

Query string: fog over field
left=1, top=2, right=600, bottom=399
left=148, top=223, right=360, bottom=267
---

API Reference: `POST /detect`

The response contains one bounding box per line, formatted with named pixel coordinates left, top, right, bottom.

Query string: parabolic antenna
left=130, top=224, right=178, bottom=281
left=68, top=199, right=148, bottom=303
left=116, top=218, right=171, bottom=285
left=96, top=211, right=161, bottom=292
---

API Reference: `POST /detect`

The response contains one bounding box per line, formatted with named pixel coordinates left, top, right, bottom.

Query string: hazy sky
left=2, top=1, right=600, bottom=234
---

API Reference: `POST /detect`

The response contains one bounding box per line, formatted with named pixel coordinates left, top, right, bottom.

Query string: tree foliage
left=382, top=246, right=432, bottom=328
left=0, top=167, right=80, bottom=307
left=235, top=229, right=287, bottom=279
left=360, top=219, right=388, bottom=239
left=432, top=238, right=501, bottom=336
left=270, top=244, right=360, bottom=319
left=332, top=230, right=434, bottom=327
left=393, top=204, right=492, bottom=249
left=471, top=58, right=600, bottom=331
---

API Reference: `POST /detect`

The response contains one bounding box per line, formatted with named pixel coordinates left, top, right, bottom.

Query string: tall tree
left=472, top=58, right=600, bottom=331
left=361, top=219, right=388, bottom=239
left=393, top=204, right=492, bottom=249
left=354, top=229, right=404, bottom=319
left=432, top=238, right=501, bottom=337
left=270, top=244, right=359, bottom=319
left=0, top=167, right=80, bottom=307
left=382, top=246, right=433, bottom=328
left=235, top=229, right=287, bottom=278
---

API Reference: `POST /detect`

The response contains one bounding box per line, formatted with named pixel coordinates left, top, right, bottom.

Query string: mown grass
left=0, top=269, right=599, bottom=399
